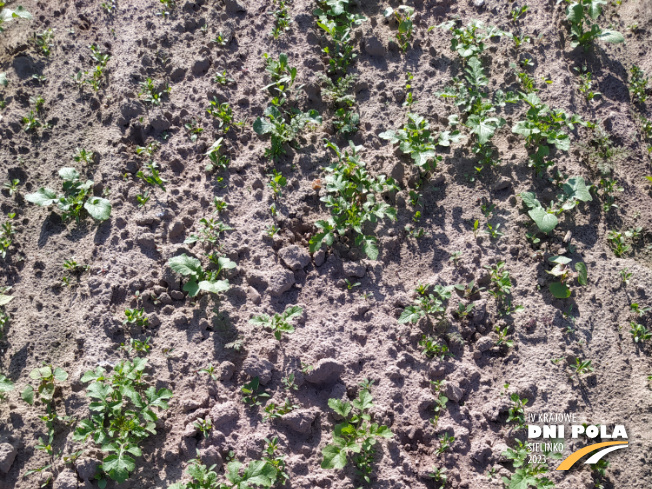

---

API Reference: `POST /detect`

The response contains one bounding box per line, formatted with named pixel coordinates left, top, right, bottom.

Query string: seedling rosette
left=168, top=253, right=236, bottom=297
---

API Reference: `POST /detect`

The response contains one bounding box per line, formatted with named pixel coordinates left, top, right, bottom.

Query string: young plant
left=168, top=453, right=278, bottom=489
left=204, top=138, right=230, bottom=173
left=0, top=213, right=15, bottom=259
left=380, top=113, right=461, bottom=171
left=435, top=432, right=455, bottom=456
left=564, top=0, right=624, bottom=49
left=184, top=119, right=203, bottom=142
left=74, top=359, right=172, bottom=484
left=321, top=383, right=393, bottom=485
left=319, top=73, right=359, bottom=136
left=419, top=336, right=453, bottom=360
left=241, top=377, right=270, bottom=407
left=249, top=305, right=303, bottom=341
left=512, top=93, right=586, bottom=172
left=438, top=19, right=507, bottom=59
left=21, top=365, right=68, bottom=405
left=198, top=364, right=218, bottom=381
left=507, top=392, right=528, bottom=430
left=570, top=357, right=594, bottom=375
left=546, top=255, right=588, bottom=299
left=193, top=417, right=212, bottom=438
left=137, top=162, right=167, bottom=190
left=0, top=5, right=32, bottom=34
left=429, top=466, right=448, bottom=489
left=25, top=167, right=112, bottom=223
left=520, top=176, right=592, bottom=234
left=74, top=148, right=95, bottom=165
left=495, top=326, right=514, bottom=348
left=253, top=105, right=322, bottom=160
left=383, top=5, right=414, bottom=52
left=309, top=141, right=398, bottom=260
left=502, top=438, right=559, bottom=489
left=33, top=29, right=53, bottom=56
left=206, top=98, right=233, bottom=131
left=575, top=65, right=601, bottom=102
left=263, top=397, right=299, bottom=422
left=168, top=253, right=236, bottom=298
left=184, top=218, right=232, bottom=247
left=399, top=284, right=454, bottom=325
left=606, top=230, right=631, bottom=257
left=138, top=78, right=170, bottom=106
left=0, top=374, right=13, bottom=401
left=630, top=322, right=651, bottom=344
left=270, top=0, right=292, bottom=39
left=485, top=262, right=513, bottom=300
left=123, top=308, right=148, bottom=328
left=629, top=65, right=649, bottom=103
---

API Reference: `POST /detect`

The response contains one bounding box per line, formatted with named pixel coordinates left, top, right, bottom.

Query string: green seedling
left=204, top=138, right=230, bottom=173
left=21, top=365, right=68, bottom=405
left=282, top=373, right=298, bottom=391
left=321, top=383, right=393, bottom=485
left=2, top=179, right=19, bottom=196
left=136, top=191, right=150, bottom=208
left=184, top=218, right=232, bottom=247
left=575, top=65, right=601, bottom=102
left=263, top=398, right=299, bottom=422
left=383, top=5, right=414, bottom=52
left=502, top=438, right=560, bottom=489
left=123, top=308, right=148, bottom=327
left=26, top=167, right=111, bottom=222
left=619, top=268, right=632, bottom=285
left=429, top=466, right=448, bottom=489
left=198, top=364, right=218, bottom=381
left=512, top=93, right=586, bottom=172
left=606, top=230, right=631, bottom=257
left=630, top=303, right=651, bottom=317
left=241, top=377, right=270, bottom=407
left=431, top=392, right=449, bottom=427
left=137, top=162, right=167, bottom=190
left=546, top=255, right=588, bottom=299
left=435, top=432, right=455, bottom=456
left=138, top=78, right=170, bottom=106
left=213, top=197, right=228, bottom=214
left=438, top=19, right=507, bottom=59
left=570, top=357, right=594, bottom=375
left=33, top=29, right=53, bottom=56
left=449, top=251, right=462, bottom=265
left=520, top=176, right=592, bottom=233
left=270, top=0, right=292, bottom=39
left=213, top=31, right=228, bottom=46
left=206, top=98, right=233, bottom=131
left=419, top=336, right=453, bottom=360
left=263, top=437, right=289, bottom=485
left=263, top=52, right=300, bottom=103
left=213, top=69, right=234, bottom=85
left=629, top=65, right=649, bottom=103
left=380, top=113, right=461, bottom=171
left=507, top=392, right=528, bottom=430
left=254, top=105, right=322, bottom=159
left=249, top=305, right=303, bottom=341
left=564, top=0, right=624, bottom=49
left=119, top=337, right=151, bottom=356
left=314, top=1, right=367, bottom=74
left=309, top=141, right=398, bottom=260
left=168, top=253, right=236, bottom=298
left=0, top=374, right=14, bottom=401
left=74, top=148, right=95, bottom=165
left=184, top=119, right=203, bottom=142
left=399, top=284, right=454, bottom=324
left=168, top=453, right=278, bottom=489
left=485, top=262, right=513, bottom=300
left=136, top=142, right=160, bottom=157
left=0, top=213, right=15, bottom=259
left=0, top=5, right=32, bottom=34
left=319, top=73, right=359, bottom=136
left=267, top=169, right=287, bottom=198
left=630, top=322, right=651, bottom=344
left=495, top=326, right=514, bottom=348
left=456, top=302, right=474, bottom=319
left=484, top=222, right=504, bottom=239
left=74, top=358, right=172, bottom=484
left=194, top=417, right=212, bottom=438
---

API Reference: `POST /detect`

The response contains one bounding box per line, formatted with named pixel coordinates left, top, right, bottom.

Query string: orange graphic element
left=556, top=441, right=628, bottom=471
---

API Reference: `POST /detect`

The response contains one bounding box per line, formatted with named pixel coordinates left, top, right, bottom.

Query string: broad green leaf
left=183, top=278, right=200, bottom=297
left=352, top=389, right=374, bottom=411
left=217, top=256, right=237, bottom=270
left=25, top=188, right=58, bottom=207
left=549, top=282, right=571, bottom=299
left=328, top=398, right=352, bottom=418
left=84, top=197, right=112, bottom=221
left=597, top=29, right=624, bottom=43
left=87, top=382, right=112, bottom=401
left=21, top=385, right=34, bottom=405
left=466, top=115, right=504, bottom=145
left=102, top=449, right=136, bottom=483
left=587, top=0, right=606, bottom=19
left=145, top=387, right=173, bottom=409
left=253, top=117, right=273, bottom=135
left=357, top=235, right=378, bottom=260
left=398, top=305, right=422, bottom=324
left=528, top=208, right=558, bottom=233
left=548, top=255, right=572, bottom=265
left=1, top=6, right=32, bottom=22
left=575, top=262, right=588, bottom=285
left=53, top=367, right=68, bottom=382
left=378, top=130, right=399, bottom=144
left=225, top=461, right=243, bottom=484
left=375, top=425, right=393, bottom=438
left=321, top=444, right=348, bottom=469
left=520, top=192, right=541, bottom=210
left=566, top=3, right=584, bottom=23
left=0, top=73, right=7, bottom=87
left=241, top=460, right=277, bottom=487
left=548, top=133, right=570, bottom=151
left=31, top=366, right=51, bottom=380
left=198, top=279, right=230, bottom=294
left=0, top=294, right=12, bottom=306
left=563, top=177, right=592, bottom=202
left=168, top=254, right=202, bottom=278
left=59, top=167, right=80, bottom=181
left=0, top=375, right=14, bottom=395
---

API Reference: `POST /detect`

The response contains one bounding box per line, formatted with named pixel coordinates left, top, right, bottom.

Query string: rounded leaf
left=84, top=197, right=112, bottom=221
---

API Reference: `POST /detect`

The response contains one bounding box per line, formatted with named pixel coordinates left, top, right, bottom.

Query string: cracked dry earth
left=0, top=0, right=652, bottom=489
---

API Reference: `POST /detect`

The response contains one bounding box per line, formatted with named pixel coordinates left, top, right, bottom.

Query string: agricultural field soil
left=1, top=0, right=652, bottom=489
